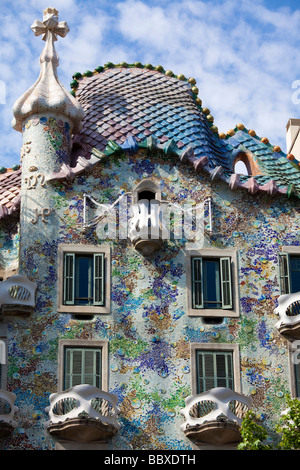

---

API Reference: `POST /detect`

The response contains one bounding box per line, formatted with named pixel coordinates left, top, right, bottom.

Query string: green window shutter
left=64, top=253, right=75, bottom=305
left=220, top=257, right=232, bottom=309
left=93, top=253, right=104, bottom=306
left=196, top=350, right=234, bottom=393
left=279, top=253, right=290, bottom=294
left=192, top=257, right=203, bottom=308
left=64, top=347, right=102, bottom=389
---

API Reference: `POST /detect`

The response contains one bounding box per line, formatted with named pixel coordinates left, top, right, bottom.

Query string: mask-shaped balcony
left=274, top=292, right=300, bottom=340
left=180, top=387, right=252, bottom=446
left=128, top=199, right=168, bottom=256
left=0, top=274, right=37, bottom=317
left=0, top=390, right=19, bottom=441
left=45, top=384, right=120, bottom=443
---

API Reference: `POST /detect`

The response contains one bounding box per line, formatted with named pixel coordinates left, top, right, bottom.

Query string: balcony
left=128, top=199, right=168, bottom=256
left=0, top=274, right=37, bottom=317
left=180, top=387, right=252, bottom=446
left=0, top=390, right=18, bottom=441
left=274, top=292, right=300, bottom=340
left=45, top=384, right=120, bottom=443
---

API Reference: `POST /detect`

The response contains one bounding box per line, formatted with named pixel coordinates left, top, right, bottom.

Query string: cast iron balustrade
left=0, top=390, right=18, bottom=440
left=0, top=274, right=37, bottom=316
left=45, top=384, right=120, bottom=443
left=180, top=387, right=252, bottom=446
left=128, top=199, right=168, bottom=256
left=275, top=291, right=300, bottom=340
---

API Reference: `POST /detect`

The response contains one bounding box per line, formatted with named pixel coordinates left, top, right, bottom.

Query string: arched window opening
left=133, top=179, right=161, bottom=203
left=138, top=190, right=156, bottom=201
left=233, top=152, right=252, bottom=176
left=234, top=160, right=249, bottom=175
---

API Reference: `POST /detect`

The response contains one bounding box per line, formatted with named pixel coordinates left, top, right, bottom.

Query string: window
left=64, top=347, right=102, bottom=389
left=281, top=249, right=300, bottom=398
left=133, top=179, right=161, bottom=203
left=279, top=252, right=300, bottom=294
left=64, top=253, right=104, bottom=306
left=187, top=249, right=239, bottom=317
left=57, top=244, right=110, bottom=315
left=58, top=340, right=108, bottom=392
left=192, top=257, right=232, bottom=310
left=138, top=190, right=156, bottom=201
left=191, top=343, right=241, bottom=395
left=196, top=350, right=234, bottom=393
left=234, top=160, right=249, bottom=175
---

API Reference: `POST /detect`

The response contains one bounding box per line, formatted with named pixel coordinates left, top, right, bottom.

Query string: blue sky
left=1, top=0, right=300, bottom=167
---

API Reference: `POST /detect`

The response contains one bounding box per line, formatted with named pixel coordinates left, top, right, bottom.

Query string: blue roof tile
left=73, top=66, right=300, bottom=195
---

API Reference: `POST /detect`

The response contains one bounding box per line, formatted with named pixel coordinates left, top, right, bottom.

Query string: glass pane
left=203, top=259, right=221, bottom=309
left=216, top=354, right=226, bottom=379
left=75, top=255, right=93, bottom=305
left=291, top=256, right=300, bottom=292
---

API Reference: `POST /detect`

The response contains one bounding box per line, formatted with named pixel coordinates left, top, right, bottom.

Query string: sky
left=1, top=0, right=300, bottom=168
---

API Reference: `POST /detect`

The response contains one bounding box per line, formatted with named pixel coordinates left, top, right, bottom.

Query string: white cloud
left=115, top=0, right=300, bottom=149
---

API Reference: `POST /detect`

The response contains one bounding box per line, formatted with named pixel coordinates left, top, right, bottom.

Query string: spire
left=12, top=7, right=83, bottom=134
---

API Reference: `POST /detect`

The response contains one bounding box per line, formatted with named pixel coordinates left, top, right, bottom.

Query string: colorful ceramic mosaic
left=1, top=8, right=300, bottom=451
left=1, top=145, right=299, bottom=449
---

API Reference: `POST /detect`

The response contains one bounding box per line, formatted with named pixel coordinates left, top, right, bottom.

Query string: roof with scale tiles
left=66, top=62, right=300, bottom=199
left=71, top=64, right=234, bottom=172
left=1, top=62, right=300, bottom=221
left=0, top=167, right=21, bottom=219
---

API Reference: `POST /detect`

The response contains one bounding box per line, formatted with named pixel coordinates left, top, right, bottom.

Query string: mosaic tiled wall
left=2, top=131, right=300, bottom=449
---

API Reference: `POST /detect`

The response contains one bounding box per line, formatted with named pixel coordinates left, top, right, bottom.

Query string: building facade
left=1, top=8, right=300, bottom=450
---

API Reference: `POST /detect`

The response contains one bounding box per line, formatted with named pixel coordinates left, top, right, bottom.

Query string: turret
left=11, top=7, right=83, bottom=275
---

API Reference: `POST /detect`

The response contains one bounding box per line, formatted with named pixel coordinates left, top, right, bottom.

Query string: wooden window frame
left=191, top=343, right=241, bottom=395
left=186, top=248, right=239, bottom=318
left=57, top=244, right=110, bottom=315
left=195, top=349, right=234, bottom=393
left=57, top=339, right=108, bottom=392
left=279, top=247, right=300, bottom=295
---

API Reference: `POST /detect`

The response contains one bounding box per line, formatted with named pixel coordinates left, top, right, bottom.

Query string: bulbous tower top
left=12, top=7, right=84, bottom=134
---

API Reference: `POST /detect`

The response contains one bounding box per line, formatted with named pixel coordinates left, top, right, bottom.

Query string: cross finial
left=12, top=7, right=84, bottom=134
left=31, top=7, right=69, bottom=41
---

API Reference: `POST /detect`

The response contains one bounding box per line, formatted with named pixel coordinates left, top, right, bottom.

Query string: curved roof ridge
left=69, top=61, right=220, bottom=136
left=70, top=62, right=295, bottom=161
left=223, top=123, right=286, bottom=157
